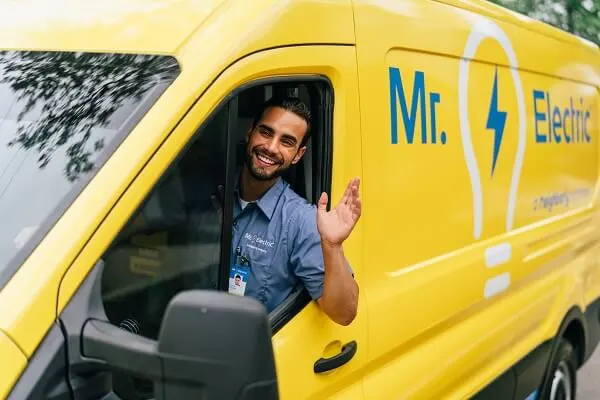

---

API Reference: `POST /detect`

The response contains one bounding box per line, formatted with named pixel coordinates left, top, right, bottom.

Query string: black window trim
left=106, top=74, right=334, bottom=335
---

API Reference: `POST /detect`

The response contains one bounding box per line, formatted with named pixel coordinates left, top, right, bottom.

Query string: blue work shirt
left=231, top=177, right=327, bottom=312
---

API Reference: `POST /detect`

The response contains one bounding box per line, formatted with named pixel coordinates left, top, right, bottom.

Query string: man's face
left=234, top=276, right=241, bottom=286
left=245, top=106, right=307, bottom=181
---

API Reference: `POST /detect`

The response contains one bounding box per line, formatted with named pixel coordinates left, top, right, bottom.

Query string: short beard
left=245, top=158, right=282, bottom=181
left=245, top=149, right=288, bottom=181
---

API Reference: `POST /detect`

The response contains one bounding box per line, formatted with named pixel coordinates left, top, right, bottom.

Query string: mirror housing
left=156, top=290, right=279, bottom=399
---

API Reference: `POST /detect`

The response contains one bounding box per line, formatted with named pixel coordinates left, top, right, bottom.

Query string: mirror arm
left=81, top=318, right=163, bottom=381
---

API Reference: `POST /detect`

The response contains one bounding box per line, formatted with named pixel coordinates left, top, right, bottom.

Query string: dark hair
left=252, top=96, right=312, bottom=147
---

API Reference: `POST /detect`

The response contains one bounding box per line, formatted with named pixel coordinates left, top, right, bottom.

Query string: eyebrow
left=257, top=123, right=274, bottom=134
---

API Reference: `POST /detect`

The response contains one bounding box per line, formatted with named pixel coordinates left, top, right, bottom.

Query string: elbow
left=318, top=281, right=359, bottom=326
left=340, top=292, right=359, bottom=326
left=335, top=306, right=357, bottom=326
left=325, top=289, right=358, bottom=326
left=340, top=282, right=359, bottom=325
left=319, top=300, right=356, bottom=326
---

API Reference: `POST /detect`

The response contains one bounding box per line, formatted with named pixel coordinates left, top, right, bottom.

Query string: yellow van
left=1, top=0, right=599, bottom=399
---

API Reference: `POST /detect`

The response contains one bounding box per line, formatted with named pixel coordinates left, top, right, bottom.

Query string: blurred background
left=487, top=0, right=600, bottom=45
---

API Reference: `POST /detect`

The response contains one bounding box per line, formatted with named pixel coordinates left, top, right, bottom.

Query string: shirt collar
left=234, top=172, right=288, bottom=221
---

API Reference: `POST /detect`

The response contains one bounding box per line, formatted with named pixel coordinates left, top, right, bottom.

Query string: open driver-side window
left=98, top=77, right=332, bottom=399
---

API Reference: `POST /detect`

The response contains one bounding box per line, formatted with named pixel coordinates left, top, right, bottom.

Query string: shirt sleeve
left=287, top=205, right=326, bottom=300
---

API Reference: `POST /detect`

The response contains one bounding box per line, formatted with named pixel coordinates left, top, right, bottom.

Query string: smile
left=256, top=152, right=279, bottom=166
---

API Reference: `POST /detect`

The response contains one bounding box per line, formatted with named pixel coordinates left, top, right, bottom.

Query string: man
left=216, top=96, right=360, bottom=326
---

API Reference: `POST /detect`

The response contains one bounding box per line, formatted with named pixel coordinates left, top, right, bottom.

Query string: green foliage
left=486, top=0, right=600, bottom=45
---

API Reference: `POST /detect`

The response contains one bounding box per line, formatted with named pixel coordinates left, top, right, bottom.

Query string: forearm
left=318, top=241, right=358, bottom=325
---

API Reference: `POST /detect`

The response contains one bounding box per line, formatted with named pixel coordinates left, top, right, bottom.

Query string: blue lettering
left=429, top=92, right=441, bottom=144
left=552, top=107, right=562, bottom=143
left=572, top=98, right=578, bottom=142
left=533, top=92, right=593, bottom=145
left=533, top=90, right=547, bottom=143
left=585, top=109, right=591, bottom=142
left=547, top=92, right=553, bottom=143
left=563, top=108, right=571, bottom=143
left=389, top=67, right=427, bottom=144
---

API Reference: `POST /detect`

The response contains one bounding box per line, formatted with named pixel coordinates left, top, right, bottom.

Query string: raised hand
left=316, top=177, right=362, bottom=247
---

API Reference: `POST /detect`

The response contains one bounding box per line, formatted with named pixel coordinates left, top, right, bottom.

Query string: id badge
left=228, top=263, right=249, bottom=296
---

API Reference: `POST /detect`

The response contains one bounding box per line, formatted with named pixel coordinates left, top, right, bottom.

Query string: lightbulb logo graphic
left=458, top=18, right=527, bottom=299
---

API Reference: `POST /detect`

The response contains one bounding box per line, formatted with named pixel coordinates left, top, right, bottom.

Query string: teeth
left=257, top=154, right=276, bottom=165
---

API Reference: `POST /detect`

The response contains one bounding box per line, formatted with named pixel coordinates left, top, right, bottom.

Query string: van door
left=354, top=2, right=520, bottom=396
left=354, top=1, right=599, bottom=399
left=50, top=45, right=366, bottom=400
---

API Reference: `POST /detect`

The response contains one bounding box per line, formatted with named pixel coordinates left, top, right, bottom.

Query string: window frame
left=216, top=75, right=334, bottom=334
left=98, top=74, right=334, bottom=338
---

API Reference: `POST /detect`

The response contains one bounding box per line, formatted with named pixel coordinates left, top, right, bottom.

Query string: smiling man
left=222, top=96, right=360, bottom=326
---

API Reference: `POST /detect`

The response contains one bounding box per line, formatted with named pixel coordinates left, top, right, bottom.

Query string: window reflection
left=0, top=51, right=179, bottom=287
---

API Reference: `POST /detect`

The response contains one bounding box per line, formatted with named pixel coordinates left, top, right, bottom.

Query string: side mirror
left=157, top=290, right=278, bottom=399
left=81, top=290, right=278, bottom=400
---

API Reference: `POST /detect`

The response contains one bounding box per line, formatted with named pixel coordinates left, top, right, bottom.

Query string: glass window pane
left=101, top=105, right=228, bottom=340
left=0, top=51, right=179, bottom=288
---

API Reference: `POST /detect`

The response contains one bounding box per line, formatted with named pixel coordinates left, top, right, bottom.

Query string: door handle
left=313, top=340, right=357, bottom=373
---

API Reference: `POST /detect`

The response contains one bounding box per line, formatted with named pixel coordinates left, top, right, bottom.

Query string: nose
left=264, top=136, right=279, bottom=154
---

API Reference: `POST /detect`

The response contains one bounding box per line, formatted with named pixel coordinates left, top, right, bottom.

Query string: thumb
left=318, top=192, right=328, bottom=212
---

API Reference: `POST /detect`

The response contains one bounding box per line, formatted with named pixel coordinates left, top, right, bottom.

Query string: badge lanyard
left=229, top=246, right=250, bottom=296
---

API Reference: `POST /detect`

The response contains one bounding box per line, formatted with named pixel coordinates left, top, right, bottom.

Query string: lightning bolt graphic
left=486, top=67, right=507, bottom=177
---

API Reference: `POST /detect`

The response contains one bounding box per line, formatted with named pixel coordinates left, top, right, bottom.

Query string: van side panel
left=353, top=0, right=599, bottom=398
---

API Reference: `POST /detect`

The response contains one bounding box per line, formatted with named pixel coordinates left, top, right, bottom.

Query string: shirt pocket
left=243, top=251, right=274, bottom=306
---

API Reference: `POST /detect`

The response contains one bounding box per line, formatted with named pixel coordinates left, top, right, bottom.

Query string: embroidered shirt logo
left=244, top=233, right=275, bottom=251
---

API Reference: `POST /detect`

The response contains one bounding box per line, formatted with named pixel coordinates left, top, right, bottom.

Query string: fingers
left=342, top=177, right=360, bottom=205
left=353, top=177, right=360, bottom=193
left=348, top=178, right=361, bottom=220
left=318, top=192, right=328, bottom=212
left=341, top=180, right=352, bottom=205
left=348, top=177, right=360, bottom=204
left=352, top=198, right=362, bottom=220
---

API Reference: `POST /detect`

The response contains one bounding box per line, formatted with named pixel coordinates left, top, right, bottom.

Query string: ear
left=291, top=146, right=306, bottom=165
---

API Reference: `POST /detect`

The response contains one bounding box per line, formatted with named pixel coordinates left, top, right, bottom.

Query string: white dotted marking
left=485, top=243, right=512, bottom=268
left=484, top=273, right=511, bottom=298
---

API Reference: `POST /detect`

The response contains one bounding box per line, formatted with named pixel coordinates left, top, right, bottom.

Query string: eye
left=258, top=127, right=272, bottom=137
left=282, top=138, right=295, bottom=147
